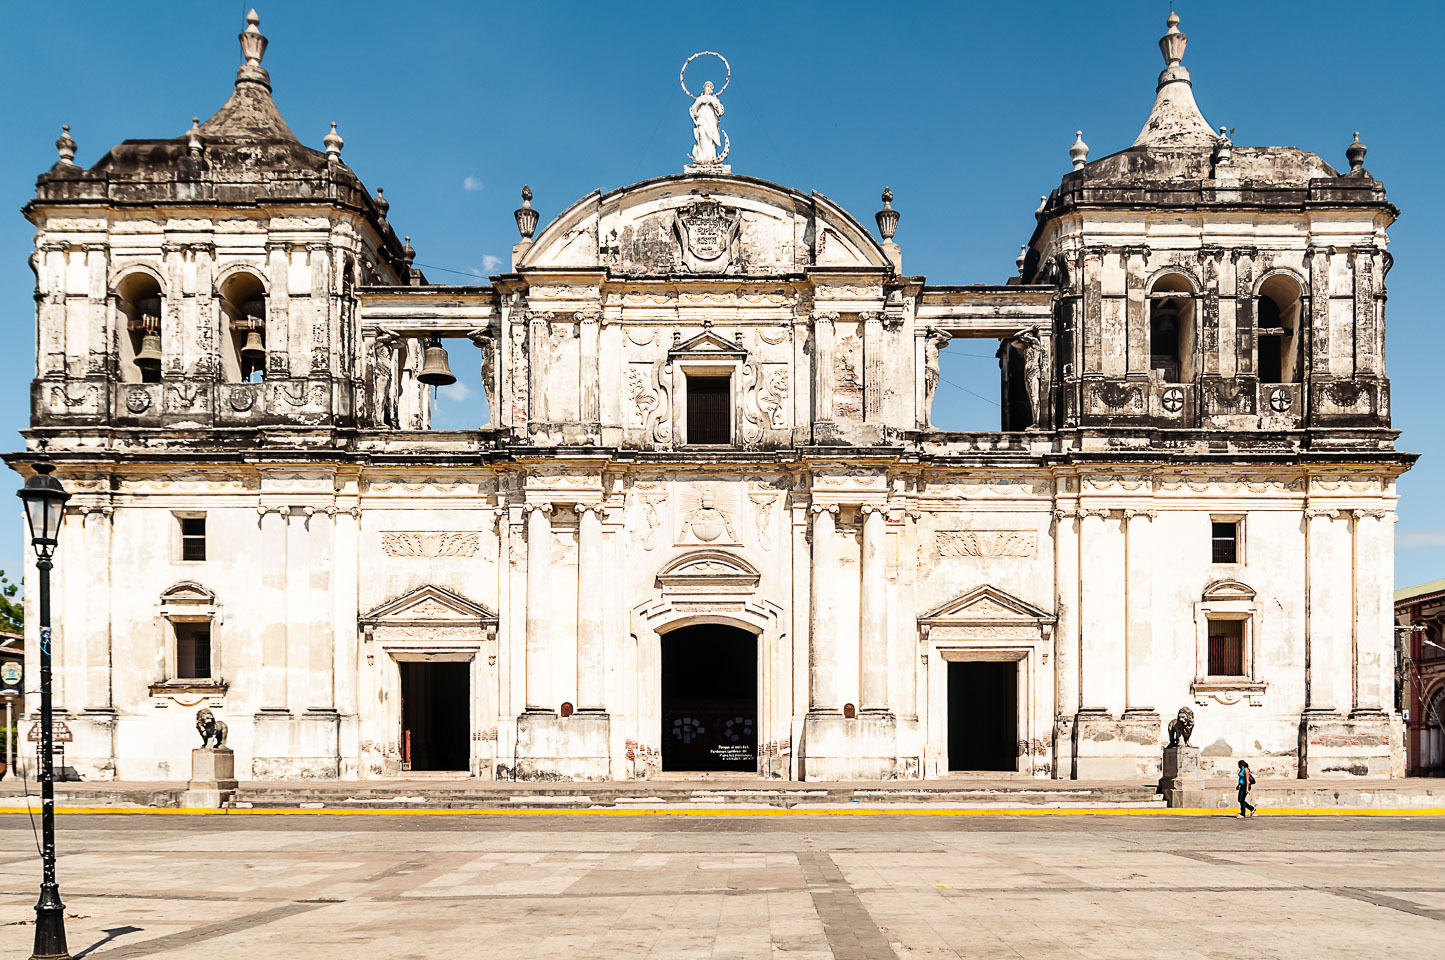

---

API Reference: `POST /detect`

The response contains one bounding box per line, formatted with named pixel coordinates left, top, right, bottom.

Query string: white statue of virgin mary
left=690, top=81, right=724, bottom=163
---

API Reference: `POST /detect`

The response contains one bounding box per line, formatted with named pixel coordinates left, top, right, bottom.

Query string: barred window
left=1208, top=618, right=1245, bottom=676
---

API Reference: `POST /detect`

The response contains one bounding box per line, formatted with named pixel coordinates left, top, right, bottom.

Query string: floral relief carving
left=380, top=532, right=481, bottom=558
left=932, top=530, right=1037, bottom=559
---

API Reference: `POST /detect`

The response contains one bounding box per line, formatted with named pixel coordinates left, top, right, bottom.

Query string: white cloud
left=481, top=254, right=502, bottom=272
left=437, top=381, right=471, bottom=401
left=463, top=175, right=484, bottom=192
left=1398, top=529, right=1445, bottom=550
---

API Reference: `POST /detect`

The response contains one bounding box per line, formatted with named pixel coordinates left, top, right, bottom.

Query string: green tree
left=0, top=570, right=22, bottom=633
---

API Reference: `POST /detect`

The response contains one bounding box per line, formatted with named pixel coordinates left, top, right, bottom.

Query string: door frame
left=657, top=622, right=760, bottom=773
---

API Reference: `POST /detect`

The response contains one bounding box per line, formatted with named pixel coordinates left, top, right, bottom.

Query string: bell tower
left=1027, top=12, right=1396, bottom=434
left=24, top=10, right=416, bottom=439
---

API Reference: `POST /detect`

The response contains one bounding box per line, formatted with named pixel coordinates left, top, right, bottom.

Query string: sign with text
left=26, top=721, right=73, bottom=743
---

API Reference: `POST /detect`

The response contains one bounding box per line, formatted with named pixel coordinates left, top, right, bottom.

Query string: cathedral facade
left=9, top=12, right=1411, bottom=782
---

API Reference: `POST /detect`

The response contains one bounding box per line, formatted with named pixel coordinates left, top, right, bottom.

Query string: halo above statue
left=680, top=51, right=730, bottom=98
left=681, top=51, right=731, bottom=168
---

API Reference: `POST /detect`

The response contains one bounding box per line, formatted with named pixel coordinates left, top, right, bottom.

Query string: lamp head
left=17, top=463, right=70, bottom=559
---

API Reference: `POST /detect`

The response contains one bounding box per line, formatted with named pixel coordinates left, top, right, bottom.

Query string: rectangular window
left=1211, top=520, right=1239, bottom=564
left=1207, top=618, right=1244, bottom=676
left=175, top=622, right=212, bottom=680
left=686, top=376, right=731, bottom=444
left=180, top=516, right=207, bottom=561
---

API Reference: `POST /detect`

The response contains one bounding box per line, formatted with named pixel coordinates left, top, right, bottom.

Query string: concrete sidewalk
left=1, top=775, right=1442, bottom=811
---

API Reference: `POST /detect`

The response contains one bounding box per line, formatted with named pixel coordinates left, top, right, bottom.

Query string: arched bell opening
left=219, top=271, right=268, bottom=383
left=116, top=272, right=163, bottom=383
left=1257, top=274, right=1304, bottom=384
left=1148, top=273, right=1196, bottom=384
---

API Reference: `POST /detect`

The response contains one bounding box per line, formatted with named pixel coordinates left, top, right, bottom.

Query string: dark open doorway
left=661, top=625, right=757, bottom=772
left=400, top=661, right=470, bottom=771
left=947, top=660, right=1018, bottom=772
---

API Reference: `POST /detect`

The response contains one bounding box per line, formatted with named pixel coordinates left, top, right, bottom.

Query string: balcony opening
left=686, top=375, right=731, bottom=444
left=220, top=272, right=267, bottom=383
left=1149, top=274, right=1195, bottom=383
left=1257, top=275, right=1303, bottom=384
left=117, top=272, right=163, bottom=384
left=929, top=337, right=1005, bottom=432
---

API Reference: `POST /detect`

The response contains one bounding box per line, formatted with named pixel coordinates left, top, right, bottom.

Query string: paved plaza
left=0, top=814, right=1442, bottom=959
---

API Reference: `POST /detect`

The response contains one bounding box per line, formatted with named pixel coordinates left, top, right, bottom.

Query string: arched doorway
left=660, top=624, right=757, bottom=772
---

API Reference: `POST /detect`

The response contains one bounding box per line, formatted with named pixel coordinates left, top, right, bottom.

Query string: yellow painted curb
left=0, top=805, right=1440, bottom=817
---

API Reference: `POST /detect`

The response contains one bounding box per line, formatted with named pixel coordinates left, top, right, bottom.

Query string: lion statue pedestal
left=1158, top=707, right=1205, bottom=808
left=181, top=709, right=239, bottom=808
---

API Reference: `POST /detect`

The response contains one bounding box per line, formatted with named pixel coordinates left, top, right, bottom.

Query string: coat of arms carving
left=673, top=197, right=741, bottom=274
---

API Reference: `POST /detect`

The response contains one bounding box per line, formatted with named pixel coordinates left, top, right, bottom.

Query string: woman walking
left=1236, top=760, right=1257, bottom=818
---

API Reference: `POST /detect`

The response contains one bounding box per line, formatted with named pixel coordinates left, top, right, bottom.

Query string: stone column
left=524, top=502, right=554, bottom=712
left=1076, top=507, right=1113, bottom=711
left=1352, top=509, right=1388, bottom=714
left=808, top=503, right=840, bottom=713
left=1123, top=508, right=1156, bottom=714
left=862, top=312, right=884, bottom=421
left=1304, top=508, right=1348, bottom=714
left=859, top=504, right=888, bottom=713
left=578, top=310, right=600, bottom=426
left=575, top=503, right=606, bottom=713
left=1052, top=508, right=1080, bottom=727
left=259, top=506, right=289, bottom=711
left=812, top=312, right=836, bottom=423
left=527, top=311, right=550, bottom=424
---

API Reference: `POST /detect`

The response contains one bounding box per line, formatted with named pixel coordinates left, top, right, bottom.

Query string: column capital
left=1351, top=508, right=1388, bottom=520
left=573, top=502, right=604, bottom=517
left=1304, top=507, right=1340, bottom=520
left=1079, top=507, right=1112, bottom=520
left=858, top=503, right=884, bottom=517
left=810, top=502, right=840, bottom=516
left=1122, top=508, right=1157, bottom=520
left=1052, top=507, right=1078, bottom=521
left=523, top=501, right=554, bottom=515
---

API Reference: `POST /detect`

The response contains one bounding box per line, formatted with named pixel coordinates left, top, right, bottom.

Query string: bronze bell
left=418, top=338, right=456, bottom=387
left=135, top=332, right=163, bottom=372
left=240, top=329, right=266, bottom=365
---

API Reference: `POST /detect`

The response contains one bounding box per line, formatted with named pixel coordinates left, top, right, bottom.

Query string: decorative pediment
left=359, top=584, right=497, bottom=628
left=657, top=550, right=760, bottom=596
left=1201, top=578, right=1255, bottom=602
left=669, top=328, right=748, bottom=359
left=159, top=581, right=216, bottom=606
left=918, top=584, right=1054, bottom=626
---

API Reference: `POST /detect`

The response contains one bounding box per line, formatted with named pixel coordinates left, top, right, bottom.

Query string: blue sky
left=2, top=1, right=1441, bottom=588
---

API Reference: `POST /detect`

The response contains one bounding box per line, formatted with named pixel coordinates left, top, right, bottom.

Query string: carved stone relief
left=677, top=484, right=740, bottom=544
left=380, top=532, right=481, bottom=558
left=932, top=530, right=1037, bottom=559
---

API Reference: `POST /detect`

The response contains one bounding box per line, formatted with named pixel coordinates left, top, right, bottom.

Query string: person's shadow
left=73, top=925, right=143, bottom=958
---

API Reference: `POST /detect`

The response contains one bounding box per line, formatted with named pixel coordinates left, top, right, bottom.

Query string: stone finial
left=1132, top=12, right=1215, bottom=148
left=1036, top=195, right=1047, bottom=215
left=1346, top=131, right=1368, bottom=173
left=1016, top=244, right=1028, bottom=276
left=324, top=121, right=344, bottom=159
left=187, top=117, right=203, bottom=157
left=514, top=184, right=539, bottom=239
left=1213, top=126, right=1233, bottom=166
left=401, top=236, right=416, bottom=267
left=875, top=187, right=899, bottom=241
left=1070, top=131, right=1089, bottom=170
left=55, top=124, right=76, bottom=165
left=374, top=187, right=389, bottom=221
left=1159, top=10, right=1185, bottom=67
left=240, top=9, right=267, bottom=66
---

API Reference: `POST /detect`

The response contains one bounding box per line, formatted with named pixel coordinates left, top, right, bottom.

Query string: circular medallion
left=1269, top=387, right=1292, bottom=413
left=229, top=387, right=256, bottom=411
left=125, top=387, right=152, bottom=413
left=1161, top=387, right=1185, bottom=413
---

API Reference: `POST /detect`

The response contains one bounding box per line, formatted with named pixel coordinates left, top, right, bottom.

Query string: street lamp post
left=18, top=462, right=71, bottom=960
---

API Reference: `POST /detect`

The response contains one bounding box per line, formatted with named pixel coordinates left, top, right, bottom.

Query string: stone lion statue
left=1166, top=707, right=1195, bottom=749
left=196, top=708, right=228, bottom=749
